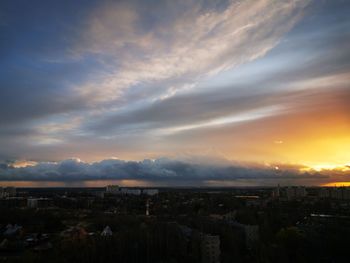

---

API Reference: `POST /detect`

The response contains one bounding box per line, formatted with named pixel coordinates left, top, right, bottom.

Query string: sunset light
left=1, top=1, right=350, bottom=262
left=0, top=0, right=349, bottom=186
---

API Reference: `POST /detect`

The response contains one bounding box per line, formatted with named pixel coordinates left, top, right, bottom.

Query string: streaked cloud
left=74, top=0, right=310, bottom=102
left=0, top=0, right=349, bottom=185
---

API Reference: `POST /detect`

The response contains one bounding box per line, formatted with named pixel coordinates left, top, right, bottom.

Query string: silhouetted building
left=227, top=221, right=259, bottom=249
left=0, top=197, right=26, bottom=208
left=106, top=185, right=142, bottom=195
left=319, top=187, right=350, bottom=200
left=244, top=225, right=259, bottom=249
left=286, top=186, right=307, bottom=200
left=200, top=234, right=220, bottom=263
left=223, top=211, right=237, bottom=221
left=27, top=198, right=53, bottom=208
left=121, top=188, right=141, bottom=195
left=146, top=199, right=150, bottom=216
left=106, top=185, right=120, bottom=194
left=271, top=184, right=280, bottom=199
left=0, top=187, right=16, bottom=198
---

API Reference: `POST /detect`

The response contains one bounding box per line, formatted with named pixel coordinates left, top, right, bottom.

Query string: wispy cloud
left=74, top=0, right=311, bottom=102
left=1, top=0, right=349, bottom=175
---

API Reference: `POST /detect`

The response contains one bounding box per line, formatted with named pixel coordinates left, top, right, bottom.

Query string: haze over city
left=1, top=0, right=349, bottom=186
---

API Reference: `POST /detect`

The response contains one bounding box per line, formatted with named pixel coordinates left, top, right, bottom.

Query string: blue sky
left=0, top=0, right=349, bottom=186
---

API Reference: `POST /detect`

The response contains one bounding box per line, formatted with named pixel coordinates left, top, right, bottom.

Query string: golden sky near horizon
left=0, top=0, right=349, bottom=186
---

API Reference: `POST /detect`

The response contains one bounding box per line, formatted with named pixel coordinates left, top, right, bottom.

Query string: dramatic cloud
left=1, top=158, right=344, bottom=186
left=74, top=0, right=310, bottom=102
left=0, top=0, right=349, bottom=185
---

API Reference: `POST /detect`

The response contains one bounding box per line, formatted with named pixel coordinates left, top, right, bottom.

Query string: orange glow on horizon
left=322, top=182, right=350, bottom=187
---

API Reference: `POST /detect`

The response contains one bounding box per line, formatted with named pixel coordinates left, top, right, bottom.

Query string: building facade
left=200, top=234, right=221, bottom=263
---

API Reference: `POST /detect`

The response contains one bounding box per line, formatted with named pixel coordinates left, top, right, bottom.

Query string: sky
left=0, top=0, right=349, bottom=187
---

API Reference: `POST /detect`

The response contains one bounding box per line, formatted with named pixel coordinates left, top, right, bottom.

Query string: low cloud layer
left=0, top=0, right=349, bottom=181
left=1, top=158, right=348, bottom=186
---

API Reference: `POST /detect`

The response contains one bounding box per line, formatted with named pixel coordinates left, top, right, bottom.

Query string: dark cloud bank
left=0, top=158, right=343, bottom=186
